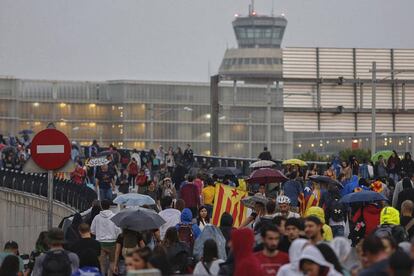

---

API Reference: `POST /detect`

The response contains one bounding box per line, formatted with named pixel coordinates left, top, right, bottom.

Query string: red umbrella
left=247, top=168, right=288, bottom=184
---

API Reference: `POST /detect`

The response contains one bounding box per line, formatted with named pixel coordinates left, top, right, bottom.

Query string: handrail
left=0, top=168, right=96, bottom=212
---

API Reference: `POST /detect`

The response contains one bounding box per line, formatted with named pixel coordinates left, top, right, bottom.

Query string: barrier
left=0, top=168, right=97, bottom=211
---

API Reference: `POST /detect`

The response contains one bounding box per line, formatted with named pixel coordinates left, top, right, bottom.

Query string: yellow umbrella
left=282, top=159, right=308, bottom=167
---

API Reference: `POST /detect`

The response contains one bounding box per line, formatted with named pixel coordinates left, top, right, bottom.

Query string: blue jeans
left=100, top=188, right=113, bottom=201
left=331, top=225, right=345, bottom=237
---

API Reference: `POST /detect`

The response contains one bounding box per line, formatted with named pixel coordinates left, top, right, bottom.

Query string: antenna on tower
left=271, top=0, right=274, bottom=16
left=249, top=0, right=256, bottom=16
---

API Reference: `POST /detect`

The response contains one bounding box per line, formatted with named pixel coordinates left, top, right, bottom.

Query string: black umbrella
left=18, top=129, right=34, bottom=135
left=207, top=167, right=242, bottom=178
left=309, top=175, right=344, bottom=189
left=110, top=208, right=166, bottom=232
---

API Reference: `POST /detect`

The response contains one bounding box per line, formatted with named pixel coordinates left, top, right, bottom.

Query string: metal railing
left=0, top=168, right=97, bottom=211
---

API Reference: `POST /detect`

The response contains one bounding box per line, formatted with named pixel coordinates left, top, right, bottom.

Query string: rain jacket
left=352, top=204, right=381, bottom=237
left=176, top=208, right=201, bottom=239
left=277, top=238, right=308, bottom=276
left=90, top=210, right=121, bottom=242
left=159, top=208, right=181, bottom=240
left=299, top=245, right=342, bottom=276
left=231, top=228, right=263, bottom=276
left=305, top=207, right=333, bottom=241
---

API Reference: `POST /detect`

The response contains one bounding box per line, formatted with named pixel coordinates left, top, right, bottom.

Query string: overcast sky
left=1, top=0, right=414, bottom=82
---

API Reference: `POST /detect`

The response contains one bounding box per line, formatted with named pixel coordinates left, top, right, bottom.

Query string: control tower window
left=266, top=58, right=272, bottom=65
left=238, top=58, right=243, bottom=65
left=244, top=58, right=251, bottom=65
left=246, top=28, right=254, bottom=38
left=259, top=58, right=265, bottom=64
left=251, top=58, right=258, bottom=65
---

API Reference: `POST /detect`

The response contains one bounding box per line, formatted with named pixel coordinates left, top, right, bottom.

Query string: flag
left=298, top=186, right=321, bottom=216
left=211, top=184, right=248, bottom=227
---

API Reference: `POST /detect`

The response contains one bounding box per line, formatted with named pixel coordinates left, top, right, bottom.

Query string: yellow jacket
left=305, top=206, right=333, bottom=241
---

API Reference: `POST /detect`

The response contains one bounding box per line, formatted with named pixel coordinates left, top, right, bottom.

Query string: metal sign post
left=47, top=170, right=54, bottom=230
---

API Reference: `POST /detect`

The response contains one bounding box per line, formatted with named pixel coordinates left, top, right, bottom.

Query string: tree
left=339, top=148, right=371, bottom=163
left=296, top=150, right=329, bottom=162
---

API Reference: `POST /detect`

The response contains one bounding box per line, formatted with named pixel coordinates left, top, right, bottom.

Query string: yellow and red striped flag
left=211, top=184, right=248, bottom=227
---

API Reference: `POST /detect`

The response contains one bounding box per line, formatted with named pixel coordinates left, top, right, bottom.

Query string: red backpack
left=177, top=223, right=195, bottom=250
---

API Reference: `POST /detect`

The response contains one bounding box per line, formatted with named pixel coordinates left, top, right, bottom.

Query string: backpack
left=375, top=225, right=409, bottom=244
left=349, top=208, right=366, bottom=247
left=42, top=249, right=72, bottom=276
left=178, top=223, right=195, bottom=250
left=330, top=201, right=345, bottom=222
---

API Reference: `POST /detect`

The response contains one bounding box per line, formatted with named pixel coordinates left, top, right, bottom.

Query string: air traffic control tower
left=218, top=4, right=287, bottom=82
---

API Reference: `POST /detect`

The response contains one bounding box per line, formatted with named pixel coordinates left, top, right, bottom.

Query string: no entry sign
left=30, top=128, right=71, bottom=170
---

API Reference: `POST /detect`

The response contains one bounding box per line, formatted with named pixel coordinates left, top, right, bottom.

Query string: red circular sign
left=30, top=128, right=71, bottom=170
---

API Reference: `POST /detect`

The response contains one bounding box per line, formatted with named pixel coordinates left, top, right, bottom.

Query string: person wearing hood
left=331, top=237, right=360, bottom=273
left=304, top=207, right=333, bottom=241
left=299, top=244, right=342, bottom=276
left=65, top=213, right=83, bottom=246
left=277, top=238, right=308, bottom=276
left=374, top=206, right=408, bottom=244
left=219, top=212, right=234, bottom=254
left=396, top=178, right=414, bottom=211
left=401, top=152, right=414, bottom=177
left=159, top=196, right=181, bottom=240
left=175, top=208, right=201, bottom=239
left=393, top=174, right=414, bottom=208
left=91, top=200, right=122, bottom=275
left=231, top=228, right=263, bottom=276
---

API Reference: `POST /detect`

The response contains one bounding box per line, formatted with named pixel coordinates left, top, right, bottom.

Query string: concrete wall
left=0, top=187, right=76, bottom=254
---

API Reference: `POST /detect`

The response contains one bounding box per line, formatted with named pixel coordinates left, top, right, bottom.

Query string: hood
left=380, top=206, right=400, bottom=225
left=181, top=208, right=193, bottom=223
left=100, top=210, right=114, bottom=218
left=404, top=152, right=412, bottom=160
left=231, top=228, right=254, bottom=261
left=289, top=239, right=308, bottom=270
left=305, top=206, right=325, bottom=224
left=220, top=213, right=234, bottom=227
left=72, top=213, right=83, bottom=227
left=299, top=244, right=331, bottom=268
left=331, top=237, right=351, bottom=262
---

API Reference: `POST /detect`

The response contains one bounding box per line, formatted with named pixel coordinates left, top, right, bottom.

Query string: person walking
left=387, top=150, right=401, bottom=183
left=91, top=200, right=121, bottom=276
left=69, top=223, right=101, bottom=270
left=180, top=176, right=200, bottom=218
left=254, top=225, right=289, bottom=276
left=401, top=152, right=414, bottom=177
left=32, top=228, right=79, bottom=276
left=358, top=235, right=389, bottom=276
left=258, top=146, right=272, bottom=161
left=231, top=228, right=263, bottom=276
left=193, top=239, right=224, bottom=275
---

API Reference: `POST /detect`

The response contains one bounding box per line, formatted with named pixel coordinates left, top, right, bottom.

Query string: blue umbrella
left=113, top=193, right=155, bottom=206
left=339, top=190, right=388, bottom=204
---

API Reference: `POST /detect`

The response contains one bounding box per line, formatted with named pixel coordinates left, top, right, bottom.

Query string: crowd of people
left=3, top=133, right=414, bottom=275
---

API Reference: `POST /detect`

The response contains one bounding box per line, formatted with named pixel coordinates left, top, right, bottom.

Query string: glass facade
left=0, top=78, right=293, bottom=159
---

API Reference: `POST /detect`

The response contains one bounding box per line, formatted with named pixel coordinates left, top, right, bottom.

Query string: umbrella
left=111, top=208, right=166, bottom=232
left=113, top=193, right=156, bottom=206
left=339, top=190, right=388, bottom=204
left=371, top=150, right=394, bottom=163
left=249, top=160, right=276, bottom=169
left=241, top=195, right=269, bottom=209
left=282, top=159, right=307, bottom=167
left=247, top=168, right=288, bottom=184
left=309, top=175, right=344, bottom=189
left=85, top=157, right=110, bottom=167
left=18, top=129, right=34, bottom=135
left=207, top=167, right=242, bottom=178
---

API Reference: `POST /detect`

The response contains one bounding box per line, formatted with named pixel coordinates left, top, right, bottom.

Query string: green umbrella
left=371, top=150, right=394, bottom=163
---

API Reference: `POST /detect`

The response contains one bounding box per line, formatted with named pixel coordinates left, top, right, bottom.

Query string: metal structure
left=283, top=47, right=414, bottom=133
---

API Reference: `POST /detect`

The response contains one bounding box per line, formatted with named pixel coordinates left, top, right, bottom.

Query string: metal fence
left=0, top=168, right=97, bottom=211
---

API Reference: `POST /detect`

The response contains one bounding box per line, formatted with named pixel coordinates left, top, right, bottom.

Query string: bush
left=339, top=148, right=371, bottom=163
left=296, top=150, right=330, bottom=162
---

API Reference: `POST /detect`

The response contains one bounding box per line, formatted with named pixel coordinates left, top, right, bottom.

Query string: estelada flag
left=211, top=184, right=248, bottom=227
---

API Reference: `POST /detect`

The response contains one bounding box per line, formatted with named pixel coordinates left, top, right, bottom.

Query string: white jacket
left=159, top=208, right=181, bottom=240
left=298, top=245, right=342, bottom=276
left=91, top=210, right=121, bottom=242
